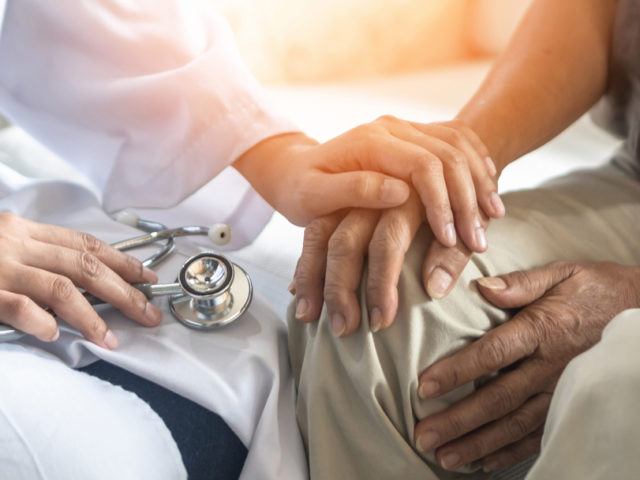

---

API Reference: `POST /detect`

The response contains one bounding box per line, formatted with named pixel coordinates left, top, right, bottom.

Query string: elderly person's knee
left=288, top=228, right=500, bottom=434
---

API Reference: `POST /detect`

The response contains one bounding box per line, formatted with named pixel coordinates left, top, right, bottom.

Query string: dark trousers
left=81, top=361, right=247, bottom=480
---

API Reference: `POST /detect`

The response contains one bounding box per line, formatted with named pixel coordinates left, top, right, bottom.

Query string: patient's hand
left=0, top=213, right=160, bottom=349
left=235, top=117, right=503, bottom=254
left=415, top=261, right=640, bottom=472
left=291, top=191, right=488, bottom=336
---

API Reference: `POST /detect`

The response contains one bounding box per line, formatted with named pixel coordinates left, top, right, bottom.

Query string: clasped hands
left=275, top=116, right=640, bottom=472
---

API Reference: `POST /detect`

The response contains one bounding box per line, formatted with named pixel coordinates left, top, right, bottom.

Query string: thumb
left=476, top=261, right=577, bottom=309
left=309, top=172, right=410, bottom=216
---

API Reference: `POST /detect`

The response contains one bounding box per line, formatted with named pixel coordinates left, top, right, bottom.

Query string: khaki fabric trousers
left=288, top=162, right=640, bottom=480
left=526, top=308, right=640, bottom=480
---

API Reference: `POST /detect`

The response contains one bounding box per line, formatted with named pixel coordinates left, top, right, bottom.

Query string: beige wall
left=215, top=0, right=530, bottom=84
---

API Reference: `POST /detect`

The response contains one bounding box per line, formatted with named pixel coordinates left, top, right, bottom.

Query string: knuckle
left=444, top=412, right=467, bottom=438
left=88, top=316, right=106, bottom=338
left=50, top=276, right=75, bottom=303
left=0, top=211, right=19, bottom=228
left=463, top=438, right=487, bottom=460
left=444, top=150, right=467, bottom=168
left=127, top=286, right=146, bottom=311
left=375, top=114, right=398, bottom=125
left=351, top=175, right=373, bottom=201
left=293, top=258, right=316, bottom=288
left=328, top=228, right=360, bottom=258
left=123, top=253, right=143, bottom=277
left=79, top=252, right=103, bottom=280
left=79, top=232, right=104, bottom=255
left=485, top=382, right=518, bottom=415
left=418, top=156, right=444, bottom=176
left=369, top=226, right=405, bottom=255
left=509, top=269, right=537, bottom=292
left=351, top=124, right=379, bottom=142
left=304, top=218, right=334, bottom=247
left=506, top=411, right=535, bottom=439
left=477, top=336, right=508, bottom=370
left=323, top=284, right=346, bottom=308
left=448, top=129, right=466, bottom=147
left=7, top=295, right=32, bottom=319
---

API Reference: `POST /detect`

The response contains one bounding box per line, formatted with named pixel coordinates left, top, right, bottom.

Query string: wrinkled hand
left=414, top=261, right=640, bottom=473
left=291, top=191, right=490, bottom=336
left=0, top=213, right=161, bottom=349
left=236, top=117, right=503, bottom=254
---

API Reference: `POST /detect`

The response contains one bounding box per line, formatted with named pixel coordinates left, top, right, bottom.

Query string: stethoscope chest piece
left=169, top=252, right=252, bottom=329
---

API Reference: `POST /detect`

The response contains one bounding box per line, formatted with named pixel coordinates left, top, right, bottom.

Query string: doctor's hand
left=290, top=192, right=488, bottom=336
left=414, top=261, right=640, bottom=473
left=0, top=213, right=161, bottom=349
left=235, top=117, right=503, bottom=254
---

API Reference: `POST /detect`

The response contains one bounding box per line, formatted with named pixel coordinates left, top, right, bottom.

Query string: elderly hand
left=236, top=117, right=503, bottom=254
left=291, top=190, right=490, bottom=336
left=414, top=261, right=640, bottom=473
left=0, top=213, right=161, bottom=349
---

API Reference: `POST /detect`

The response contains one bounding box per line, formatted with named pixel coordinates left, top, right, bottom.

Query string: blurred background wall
left=213, top=0, right=532, bottom=84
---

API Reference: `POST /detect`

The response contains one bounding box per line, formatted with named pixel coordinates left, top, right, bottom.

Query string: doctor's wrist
left=233, top=132, right=317, bottom=182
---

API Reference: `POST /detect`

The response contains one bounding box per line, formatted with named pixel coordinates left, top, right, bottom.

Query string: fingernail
left=475, top=226, right=487, bottom=251
left=370, top=307, right=383, bottom=333
left=379, top=178, right=409, bottom=204
left=295, top=298, right=309, bottom=319
left=444, top=223, right=456, bottom=246
left=145, top=302, right=163, bottom=324
left=427, top=267, right=452, bottom=299
left=490, top=192, right=506, bottom=217
left=441, top=452, right=462, bottom=470
left=477, top=276, right=507, bottom=290
left=418, top=380, right=440, bottom=399
left=483, top=461, right=500, bottom=473
left=288, top=280, right=296, bottom=295
left=330, top=313, right=346, bottom=337
left=104, top=330, right=119, bottom=350
left=417, top=430, right=440, bottom=453
left=484, top=156, right=497, bottom=177
left=142, top=267, right=158, bottom=284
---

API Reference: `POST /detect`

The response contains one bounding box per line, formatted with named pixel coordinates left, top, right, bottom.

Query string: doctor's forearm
left=456, top=0, right=617, bottom=172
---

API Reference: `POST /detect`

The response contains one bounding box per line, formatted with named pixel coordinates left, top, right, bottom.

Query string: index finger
left=25, top=221, right=157, bottom=284
left=365, top=192, right=423, bottom=332
left=418, top=315, right=540, bottom=398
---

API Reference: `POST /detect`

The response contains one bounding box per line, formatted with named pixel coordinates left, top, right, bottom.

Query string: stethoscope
left=0, top=211, right=253, bottom=343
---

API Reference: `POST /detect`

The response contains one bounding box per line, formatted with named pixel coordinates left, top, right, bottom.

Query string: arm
left=0, top=0, right=297, bottom=212
left=290, top=0, right=621, bottom=335
left=458, top=0, right=618, bottom=171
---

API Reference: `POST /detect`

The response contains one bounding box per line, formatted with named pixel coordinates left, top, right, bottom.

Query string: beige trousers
left=288, top=162, right=640, bottom=480
left=525, top=307, right=640, bottom=480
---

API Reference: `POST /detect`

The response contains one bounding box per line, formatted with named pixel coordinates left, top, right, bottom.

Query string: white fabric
left=0, top=343, right=187, bottom=480
left=0, top=174, right=307, bottom=480
left=526, top=308, right=640, bottom=480
left=0, top=0, right=297, bottom=249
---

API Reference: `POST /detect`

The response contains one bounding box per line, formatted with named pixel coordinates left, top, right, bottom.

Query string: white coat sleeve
left=0, top=0, right=297, bottom=213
